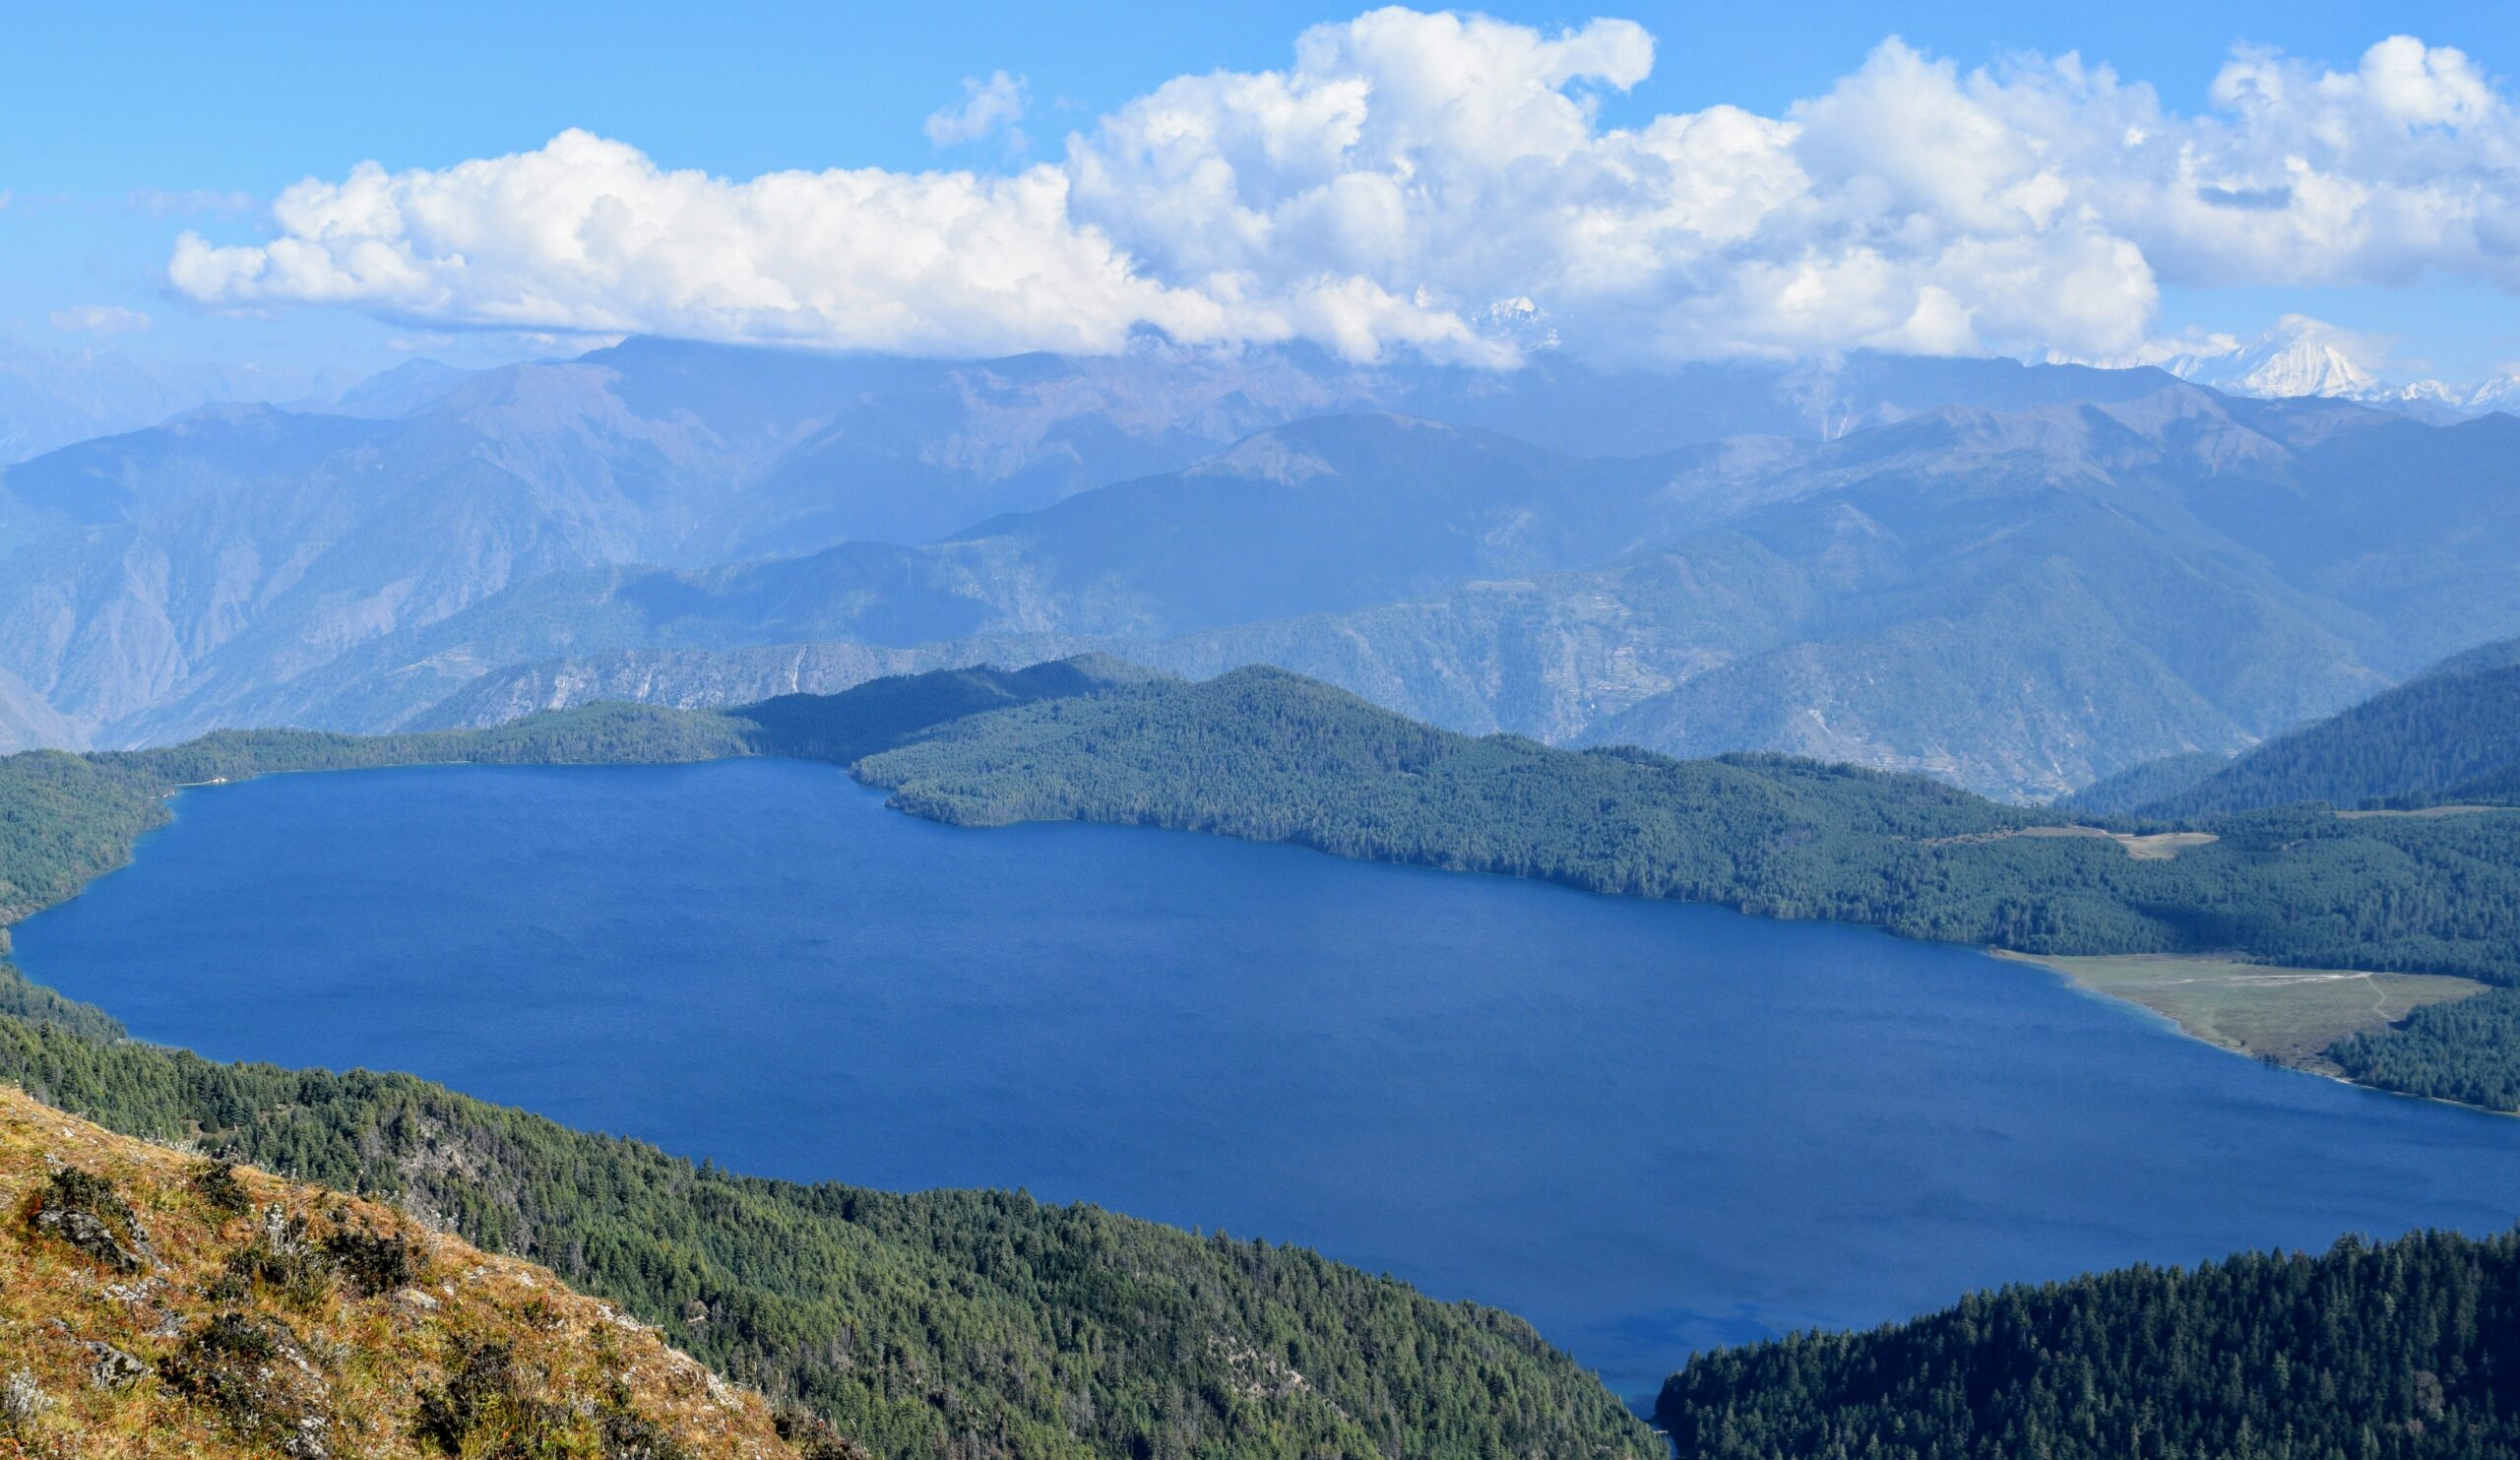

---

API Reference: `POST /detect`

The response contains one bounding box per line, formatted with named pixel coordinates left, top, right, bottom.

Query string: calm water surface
left=19, top=759, right=2520, bottom=1401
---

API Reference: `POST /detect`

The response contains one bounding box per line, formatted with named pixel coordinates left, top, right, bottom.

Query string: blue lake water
left=17, top=757, right=2520, bottom=1402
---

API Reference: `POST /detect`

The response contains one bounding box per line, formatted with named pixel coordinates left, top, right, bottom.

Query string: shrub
left=159, top=1311, right=335, bottom=1458
left=27, top=1166, right=152, bottom=1271
left=193, top=1160, right=253, bottom=1219
left=320, top=1221, right=424, bottom=1297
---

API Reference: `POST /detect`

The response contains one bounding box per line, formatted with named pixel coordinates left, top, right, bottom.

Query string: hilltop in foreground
left=0, top=1083, right=850, bottom=1459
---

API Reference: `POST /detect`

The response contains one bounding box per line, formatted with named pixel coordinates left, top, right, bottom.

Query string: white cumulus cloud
left=167, top=9, right=2520, bottom=368
left=50, top=304, right=153, bottom=336
left=925, top=71, right=1030, bottom=148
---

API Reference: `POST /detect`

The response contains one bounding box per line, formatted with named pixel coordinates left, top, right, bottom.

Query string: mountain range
left=2155, top=321, right=2520, bottom=423
left=1, top=337, right=2513, bottom=799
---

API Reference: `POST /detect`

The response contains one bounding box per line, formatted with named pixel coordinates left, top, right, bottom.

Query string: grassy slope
left=0, top=1083, right=831, bottom=1460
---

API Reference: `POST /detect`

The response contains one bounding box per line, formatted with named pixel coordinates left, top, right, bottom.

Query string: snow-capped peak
left=2463, top=373, right=2520, bottom=412
left=2226, top=338, right=2378, bottom=399
left=2161, top=319, right=2381, bottom=400
left=2142, top=318, right=2514, bottom=419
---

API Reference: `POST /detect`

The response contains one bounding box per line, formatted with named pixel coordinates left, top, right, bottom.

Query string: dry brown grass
left=1994, top=951, right=2487, bottom=1075
left=0, top=1084, right=834, bottom=1459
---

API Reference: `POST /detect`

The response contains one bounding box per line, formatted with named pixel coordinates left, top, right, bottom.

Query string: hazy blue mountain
left=22, top=342, right=2135, bottom=750
left=415, top=640, right=1018, bottom=730
left=0, top=339, right=1292, bottom=747
left=313, top=356, right=479, bottom=417
left=0, top=333, right=352, bottom=464
left=295, top=381, right=2520, bottom=798
left=143, top=411, right=1696, bottom=736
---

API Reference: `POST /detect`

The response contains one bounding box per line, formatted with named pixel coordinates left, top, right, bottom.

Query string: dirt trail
left=1922, top=824, right=2220, bottom=859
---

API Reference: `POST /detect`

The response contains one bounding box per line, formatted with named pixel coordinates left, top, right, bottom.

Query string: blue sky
left=7, top=0, right=2517, bottom=381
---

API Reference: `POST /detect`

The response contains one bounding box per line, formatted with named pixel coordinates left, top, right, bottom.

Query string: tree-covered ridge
left=101, top=700, right=754, bottom=786
left=732, top=655, right=1160, bottom=763
left=0, top=998, right=1657, bottom=1460
left=2056, top=749, right=2226, bottom=817
left=1656, top=1227, right=2520, bottom=1459
left=2139, top=650, right=2520, bottom=817
left=855, top=667, right=2520, bottom=983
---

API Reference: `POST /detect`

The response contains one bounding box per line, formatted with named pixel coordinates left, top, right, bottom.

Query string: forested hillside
left=0, top=989, right=1652, bottom=1459
left=2057, top=749, right=2226, bottom=816
left=1657, top=1227, right=2520, bottom=1459
left=2141, top=644, right=2520, bottom=816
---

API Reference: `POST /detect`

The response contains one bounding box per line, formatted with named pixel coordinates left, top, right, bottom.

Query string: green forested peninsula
left=2331, top=993, right=2520, bottom=1114
left=1657, top=1227, right=2520, bottom=1459
left=854, top=667, right=2520, bottom=984
left=850, top=664, right=2520, bottom=1111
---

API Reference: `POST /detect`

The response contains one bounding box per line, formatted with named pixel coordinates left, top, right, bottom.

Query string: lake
left=18, top=757, right=2520, bottom=1402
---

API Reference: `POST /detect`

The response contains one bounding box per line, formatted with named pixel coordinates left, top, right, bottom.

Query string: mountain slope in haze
left=2131, top=638, right=2520, bottom=816
left=0, top=337, right=1260, bottom=750
left=139, top=411, right=1742, bottom=739
left=0, top=333, right=357, bottom=465
left=0, top=341, right=2201, bottom=757
left=312, top=355, right=478, bottom=418
left=1116, top=391, right=2520, bottom=796
left=0, top=1083, right=834, bottom=1460
left=386, top=382, right=2518, bottom=797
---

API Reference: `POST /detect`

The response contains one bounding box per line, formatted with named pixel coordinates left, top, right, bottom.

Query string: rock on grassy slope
left=0, top=1083, right=855, bottom=1460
